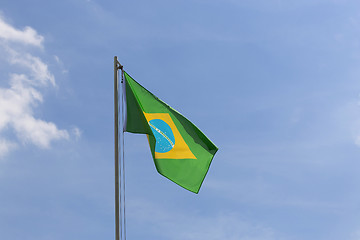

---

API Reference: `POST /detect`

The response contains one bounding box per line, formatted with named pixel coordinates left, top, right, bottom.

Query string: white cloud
left=13, top=115, right=69, bottom=148
left=0, top=16, right=43, bottom=47
left=8, top=49, right=56, bottom=86
left=0, top=16, right=75, bottom=157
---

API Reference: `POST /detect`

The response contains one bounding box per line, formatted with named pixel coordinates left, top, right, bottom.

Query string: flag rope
left=118, top=68, right=123, bottom=240
left=120, top=69, right=127, bottom=240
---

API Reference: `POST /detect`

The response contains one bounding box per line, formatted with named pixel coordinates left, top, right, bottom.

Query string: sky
left=1, top=0, right=360, bottom=239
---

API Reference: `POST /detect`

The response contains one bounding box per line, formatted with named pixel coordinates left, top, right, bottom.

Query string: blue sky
left=1, top=0, right=360, bottom=239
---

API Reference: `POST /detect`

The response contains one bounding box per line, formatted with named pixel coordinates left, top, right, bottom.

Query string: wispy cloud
left=54, top=55, right=69, bottom=74
left=0, top=15, right=43, bottom=47
left=8, top=49, right=56, bottom=86
left=0, top=16, right=75, bottom=157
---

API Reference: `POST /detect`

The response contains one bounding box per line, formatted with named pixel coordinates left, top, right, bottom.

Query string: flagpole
left=114, top=56, right=120, bottom=240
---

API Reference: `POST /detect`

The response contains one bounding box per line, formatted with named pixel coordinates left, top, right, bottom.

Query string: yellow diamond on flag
left=143, top=112, right=196, bottom=159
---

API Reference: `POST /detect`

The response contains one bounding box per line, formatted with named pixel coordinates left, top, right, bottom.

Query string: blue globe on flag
left=148, top=119, right=175, bottom=153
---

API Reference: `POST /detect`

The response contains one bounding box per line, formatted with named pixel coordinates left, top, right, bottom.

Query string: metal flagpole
left=114, top=56, right=120, bottom=240
left=114, top=56, right=125, bottom=240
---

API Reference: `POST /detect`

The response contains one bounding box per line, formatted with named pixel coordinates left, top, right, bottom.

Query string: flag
left=123, top=71, right=218, bottom=193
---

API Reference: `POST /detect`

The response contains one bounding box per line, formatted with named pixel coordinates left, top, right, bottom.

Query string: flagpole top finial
left=114, top=56, right=123, bottom=70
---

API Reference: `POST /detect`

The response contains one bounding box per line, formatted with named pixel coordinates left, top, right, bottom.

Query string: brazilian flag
left=123, top=71, right=218, bottom=193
